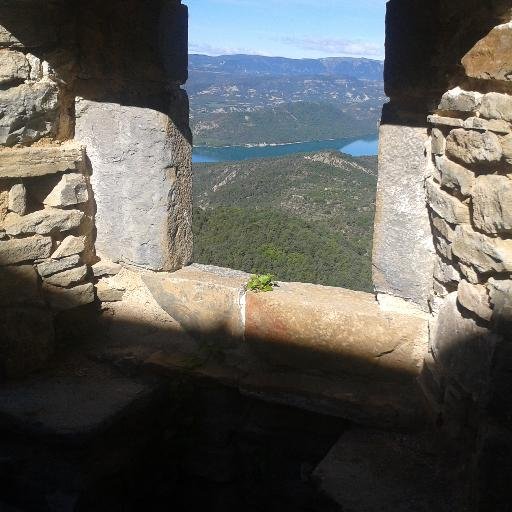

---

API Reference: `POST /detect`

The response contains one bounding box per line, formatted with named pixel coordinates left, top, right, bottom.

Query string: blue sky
left=185, top=0, right=386, bottom=60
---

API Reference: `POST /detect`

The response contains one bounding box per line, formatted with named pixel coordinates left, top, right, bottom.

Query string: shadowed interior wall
left=376, top=2, right=512, bottom=508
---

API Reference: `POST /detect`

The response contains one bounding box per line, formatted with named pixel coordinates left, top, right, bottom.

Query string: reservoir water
left=192, top=136, right=379, bottom=163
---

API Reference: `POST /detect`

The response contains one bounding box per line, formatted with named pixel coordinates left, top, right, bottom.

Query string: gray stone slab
left=372, top=124, right=434, bottom=310
left=0, top=235, right=52, bottom=265
left=0, top=358, right=155, bottom=440
left=314, top=428, right=463, bottom=512
left=75, top=98, right=192, bottom=271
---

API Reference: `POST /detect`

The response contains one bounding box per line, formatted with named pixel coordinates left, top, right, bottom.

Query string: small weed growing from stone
left=246, top=274, right=277, bottom=293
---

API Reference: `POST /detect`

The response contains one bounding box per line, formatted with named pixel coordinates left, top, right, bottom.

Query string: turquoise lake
left=192, top=136, right=379, bottom=163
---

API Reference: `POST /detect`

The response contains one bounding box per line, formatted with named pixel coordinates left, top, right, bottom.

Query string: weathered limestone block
left=43, top=173, right=88, bottom=207
left=0, top=187, right=8, bottom=223
left=480, top=93, right=512, bottom=122
left=95, top=280, right=126, bottom=302
left=433, top=258, right=460, bottom=286
left=51, top=235, right=85, bottom=259
left=433, top=232, right=453, bottom=261
left=245, top=281, right=428, bottom=380
left=26, top=53, right=43, bottom=81
left=431, top=213, right=456, bottom=242
left=463, top=117, right=511, bottom=134
left=313, top=428, right=461, bottom=512
left=373, top=124, right=434, bottom=310
left=500, top=133, right=512, bottom=165
left=427, top=115, right=464, bottom=128
left=452, top=225, right=512, bottom=273
left=457, top=280, right=493, bottom=321
left=0, top=265, right=41, bottom=305
left=0, top=49, right=29, bottom=85
left=0, top=80, right=60, bottom=146
left=462, top=22, right=512, bottom=82
left=438, top=88, right=482, bottom=113
left=143, top=264, right=247, bottom=348
left=430, top=292, right=498, bottom=398
left=445, top=129, right=502, bottom=166
left=425, top=179, right=470, bottom=225
left=431, top=129, right=445, bottom=156
left=8, top=182, right=26, bottom=215
left=37, top=255, right=80, bottom=278
left=459, top=263, right=480, bottom=285
left=472, top=175, right=512, bottom=235
left=43, top=282, right=95, bottom=311
left=0, top=143, right=84, bottom=179
left=75, top=98, right=192, bottom=271
left=0, top=235, right=51, bottom=265
left=43, top=265, right=87, bottom=288
left=92, top=258, right=122, bottom=278
left=4, top=208, right=83, bottom=236
left=435, top=157, right=474, bottom=197
left=488, top=278, right=512, bottom=324
left=0, top=307, right=54, bottom=379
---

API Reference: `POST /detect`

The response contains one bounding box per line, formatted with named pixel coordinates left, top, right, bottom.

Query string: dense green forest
left=192, top=152, right=378, bottom=291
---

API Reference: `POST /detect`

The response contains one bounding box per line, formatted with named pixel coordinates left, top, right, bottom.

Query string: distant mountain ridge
left=189, top=54, right=384, bottom=81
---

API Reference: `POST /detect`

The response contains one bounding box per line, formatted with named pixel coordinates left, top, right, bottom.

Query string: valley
left=192, top=151, right=378, bottom=291
left=188, top=54, right=385, bottom=147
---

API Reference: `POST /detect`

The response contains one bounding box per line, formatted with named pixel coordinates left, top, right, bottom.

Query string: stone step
left=0, top=354, right=161, bottom=443
left=313, top=428, right=466, bottom=511
left=0, top=354, right=170, bottom=510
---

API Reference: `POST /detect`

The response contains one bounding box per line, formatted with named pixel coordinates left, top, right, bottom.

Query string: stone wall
left=374, top=0, right=512, bottom=313
left=419, top=16, right=512, bottom=509
left=0, top=0, right=191, bottom=377
left=424, top=24, right=512, bottom=415
left=376, top=5, right=512, bottom=505
left=0, top=17, right=96, bottom=377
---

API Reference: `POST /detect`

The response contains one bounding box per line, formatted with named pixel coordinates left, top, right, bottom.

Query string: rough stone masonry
left=1, top=1, right=512, bottom=509
left=0, top=0, right=191, bottom=377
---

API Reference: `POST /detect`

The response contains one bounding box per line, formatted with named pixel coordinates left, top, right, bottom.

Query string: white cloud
left=189, top=42, right=270, bottom=56
left=280, top=36, right=384, bottom=58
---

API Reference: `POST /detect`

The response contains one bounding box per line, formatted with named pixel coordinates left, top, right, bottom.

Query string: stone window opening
left=0, top=1, right=511, bottom=509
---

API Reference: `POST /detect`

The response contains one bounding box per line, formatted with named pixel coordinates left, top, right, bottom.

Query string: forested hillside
left=192, top=102, right=375, bottom=147
left=192, top=152, right=378, bottom=291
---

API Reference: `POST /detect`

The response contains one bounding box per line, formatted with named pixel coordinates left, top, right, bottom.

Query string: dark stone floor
left=0, top=343, right=467, bottom=512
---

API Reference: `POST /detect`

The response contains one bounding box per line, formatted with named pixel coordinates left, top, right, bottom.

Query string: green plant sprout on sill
left=246, top=274, right=277, bottom=293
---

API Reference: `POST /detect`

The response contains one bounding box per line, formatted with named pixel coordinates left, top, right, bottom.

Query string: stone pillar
left=373, top=122, right=433, bottom=310
left=74, top=0, right=192, bottom=272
